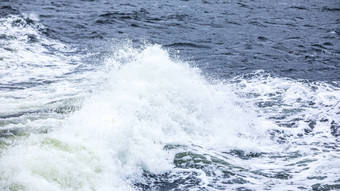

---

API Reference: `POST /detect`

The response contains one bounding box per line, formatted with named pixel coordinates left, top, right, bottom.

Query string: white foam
left=0, top=45, right=272, bottom=190
left=0, top=14, right=79, bottom=85
left=1, top=43, right=339, bottom=190
left=0, top=14, right=100, bottom=118
left=225, top=72, right=340, bottom=189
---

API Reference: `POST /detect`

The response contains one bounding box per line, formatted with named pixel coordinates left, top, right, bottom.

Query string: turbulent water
left=0, top=0, right=339, bottom=190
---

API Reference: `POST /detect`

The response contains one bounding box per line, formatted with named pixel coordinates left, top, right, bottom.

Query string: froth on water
left=1, top=43, right=340, bottom=190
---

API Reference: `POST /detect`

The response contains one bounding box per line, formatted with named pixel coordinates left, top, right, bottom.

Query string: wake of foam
left=0, top=14, right=100, bottom=123
left=1, top=44, right=339, bottom=190
left=0, top=14, right=80, bottom=85
left=0, top=45, right=274, bottom=190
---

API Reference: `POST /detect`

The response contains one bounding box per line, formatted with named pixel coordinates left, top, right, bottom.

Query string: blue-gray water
left=0, top=0, right=339, bottom=190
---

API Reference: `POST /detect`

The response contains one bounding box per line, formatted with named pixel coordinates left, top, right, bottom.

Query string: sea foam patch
left=1, top=44, right=339, bottom=190
left=0, top=45, right=271, bottom=190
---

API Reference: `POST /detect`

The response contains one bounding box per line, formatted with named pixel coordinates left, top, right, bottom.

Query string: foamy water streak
left=0, top=14, right=97, bottom=128
left=0, top=14, right=80, bottom=84
left=0, top=44, right=339, bottom=190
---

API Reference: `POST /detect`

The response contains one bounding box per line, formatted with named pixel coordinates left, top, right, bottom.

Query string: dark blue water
left=2, top=0, right=340, bottom=81
left=1, top=1, right=340, bottom=191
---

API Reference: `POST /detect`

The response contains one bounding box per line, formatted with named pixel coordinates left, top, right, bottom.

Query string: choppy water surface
left=0, top=0, right=339, bottom=190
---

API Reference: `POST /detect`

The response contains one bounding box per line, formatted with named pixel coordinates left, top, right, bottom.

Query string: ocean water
left=0, top=0, right=339, bottom=190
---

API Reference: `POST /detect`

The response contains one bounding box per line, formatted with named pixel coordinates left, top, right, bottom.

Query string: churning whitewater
left=1, top=1, right=340, bottom=190
left=0, top=43, right=263, bottom=190
left=1, top=42, right=340, bottom=190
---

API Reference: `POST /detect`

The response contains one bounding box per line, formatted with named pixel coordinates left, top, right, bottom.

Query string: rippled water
left=0, top=0, right=339, bottom=191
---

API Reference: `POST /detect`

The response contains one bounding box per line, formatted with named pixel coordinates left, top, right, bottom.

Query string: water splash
left=1, top=44, right=339, bottom=190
